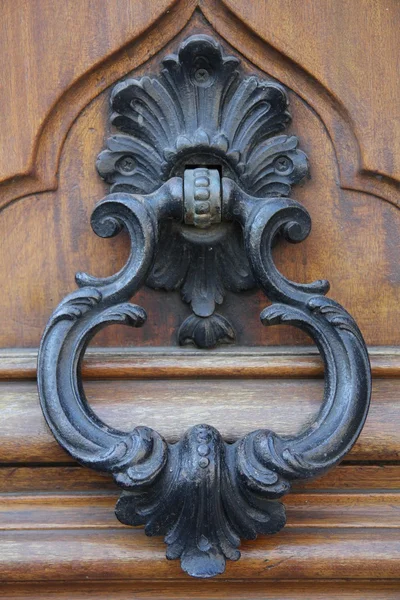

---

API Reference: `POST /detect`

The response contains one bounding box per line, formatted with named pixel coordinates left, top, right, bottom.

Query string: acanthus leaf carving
left=96, top=35, right=308, bottom=348
left=115, top=424, right=286, bottom=579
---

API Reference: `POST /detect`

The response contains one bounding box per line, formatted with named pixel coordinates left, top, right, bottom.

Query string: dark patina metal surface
left=38, top=35, right=371, bottom=579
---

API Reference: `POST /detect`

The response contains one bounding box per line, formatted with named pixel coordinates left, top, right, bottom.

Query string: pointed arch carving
left=0, top=0, right=398, bottom=212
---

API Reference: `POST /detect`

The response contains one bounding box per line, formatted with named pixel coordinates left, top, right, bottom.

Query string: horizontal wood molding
left=0, top=347, right=398, bottom=589
left=2, top=465, right=400, bottom=494
left=0, top=347, right=397, bottom=590
left=0, top=528, right=398, bottom=581
left=1, top=492, right=398, bottom=531
left=0, top=378, right=399, bottom=463
left=0, top=346, right=399, bottom=380
left=2, top=580, right=400, bottom=600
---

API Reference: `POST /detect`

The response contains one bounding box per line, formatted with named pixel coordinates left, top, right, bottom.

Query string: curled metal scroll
left=38, top=35, right=371, bottom=579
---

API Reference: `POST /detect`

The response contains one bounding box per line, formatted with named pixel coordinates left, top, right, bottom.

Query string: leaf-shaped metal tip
left=194, top=128, right=210, bottom=145
left=176, top=135, right=192, bottom=150
left=212, top=133, right=229, bottom=152
left=163, top=147, right=176, bottom=161
left=260, top=304, right=289, bottom=326
left=121, top=304, right=147, bottom=327
left=180, top=549, right=227, bottom=579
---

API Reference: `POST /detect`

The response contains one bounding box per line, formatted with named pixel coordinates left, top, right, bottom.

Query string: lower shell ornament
left=37, top=35, right=371, bottom=578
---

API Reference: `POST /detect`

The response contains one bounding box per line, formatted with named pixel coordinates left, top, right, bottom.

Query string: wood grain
left=0, top=11, right=400, bottom=349
left=219, top=0, right=400, bottom=186
left=0, top=346, right=399, bottom=380
left=2, top=580, right=400, bottom=600
left=0, top=0, right=195, bottom=188
left=0, top=528, right=398, bottom=581
left=0, top=0, right=399, bottom=593
left=0, top=492, right=398, bottom=531
left=0, top=377, right=398, bottom=463
left=1, top=1, right=399, bottom=204
left=2, top=465, right=400, bottom=494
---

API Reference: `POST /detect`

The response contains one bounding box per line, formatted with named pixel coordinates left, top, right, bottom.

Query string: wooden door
left=0, top=1, right=399, bottom=598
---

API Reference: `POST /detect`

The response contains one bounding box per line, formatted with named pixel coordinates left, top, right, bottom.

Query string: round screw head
left=194, top=68, right=210, bottom=83
left=274, top=156, right=293, bottom=173
left=118, top=155, right=135, bottom=174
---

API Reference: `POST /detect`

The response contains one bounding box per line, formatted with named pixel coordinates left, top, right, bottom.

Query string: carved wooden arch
left=0, top=0, right=398, bottom=210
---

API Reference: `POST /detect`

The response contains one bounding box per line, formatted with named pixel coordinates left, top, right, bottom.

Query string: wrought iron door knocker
left=38, top=35, right=371, bottom=578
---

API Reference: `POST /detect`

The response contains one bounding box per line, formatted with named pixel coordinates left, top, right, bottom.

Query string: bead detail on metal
left=183, top=168, right=221, bottom=228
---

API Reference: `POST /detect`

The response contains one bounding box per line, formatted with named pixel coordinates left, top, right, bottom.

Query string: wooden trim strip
left=0, top=346, right=399, bottom=380
left=0, top=492, right=398, bottom=530
left=1, top=378, right=399, bottom=463
left=0, top=528, right=398, bottom=581
left=2, top=580, right=400, bottom=599
left=2, top=465, right=400, bottom=494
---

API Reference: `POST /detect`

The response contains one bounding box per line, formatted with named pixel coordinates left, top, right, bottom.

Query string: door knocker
left=38, top=35, right=371, bottom=578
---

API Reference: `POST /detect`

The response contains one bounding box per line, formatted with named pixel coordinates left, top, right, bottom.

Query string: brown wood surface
left=0, top=376, right=399, bottom=463
left=0, top=3, right=400, bottom=348
left=0, top=528, right=398, bottom=581
left=1, top=346, right=399, bottom=380
left=0, top=0, right=191, bottom=189
left=2, top=464, right=400, bottom=494
left=1, top=581, right=400, bottom=600
left=0, top=490, right=399, bottom=586
left=0, top=0, right=399, bottom=595
left=1, top=492, right=399, bottom=531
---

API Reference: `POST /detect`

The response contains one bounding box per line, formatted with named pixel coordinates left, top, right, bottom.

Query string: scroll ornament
left=38, top=35, right=371, bottom=578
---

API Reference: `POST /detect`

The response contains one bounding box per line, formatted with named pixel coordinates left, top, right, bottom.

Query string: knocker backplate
left=37, top=34, right=371, bottom=579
